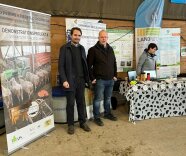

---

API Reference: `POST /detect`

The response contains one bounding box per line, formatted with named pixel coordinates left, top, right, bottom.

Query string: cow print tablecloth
left=119, top=80, right=186, bottom=123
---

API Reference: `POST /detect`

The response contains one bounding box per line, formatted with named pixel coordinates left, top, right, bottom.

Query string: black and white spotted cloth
left=119, top=80, right=186, bottom=123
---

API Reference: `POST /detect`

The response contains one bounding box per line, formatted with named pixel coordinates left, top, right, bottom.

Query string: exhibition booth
left=0, top=0, right=186, bottom=155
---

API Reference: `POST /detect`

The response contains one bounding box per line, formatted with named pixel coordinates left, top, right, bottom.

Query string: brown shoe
left=68, top=125, right=74, bottom=135
left=80, top=123, right=91, bottom=132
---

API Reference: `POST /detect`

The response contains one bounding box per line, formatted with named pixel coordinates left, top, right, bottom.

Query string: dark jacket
left=87, top=41, right=117, bottom=81
left=58, top=42, right=89, bottom=91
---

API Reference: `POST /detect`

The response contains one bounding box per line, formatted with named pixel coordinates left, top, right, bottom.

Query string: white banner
left=135, top=27, right=180, bottom=78
left=135, top=27, right=160, bottom=67
left=0, top=4, right=54, bottom=155
left=7, top=115, right=54, bottom=153
left=156, top=28, right=180, bottom=78
left=66, top=18, right=106, bottom=55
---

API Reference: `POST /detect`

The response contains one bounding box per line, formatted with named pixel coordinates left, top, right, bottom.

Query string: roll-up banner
left=0, top=3, right=54, bottom=155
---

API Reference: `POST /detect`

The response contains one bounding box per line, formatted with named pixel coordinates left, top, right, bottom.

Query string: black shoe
left=68, top=125, right=74, bottom=135
left=80, top=123, right=91, bottom=132
left=104, top=114, right=117, bottom=121
left=94, top=118, right=104, bottom=126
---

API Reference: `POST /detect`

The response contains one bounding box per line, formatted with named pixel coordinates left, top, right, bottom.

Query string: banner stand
left=7, top=128, right=55, bottom=155
left=21, top=146, right=29, bottom=150
left=0, top=3, right=55, bottom=155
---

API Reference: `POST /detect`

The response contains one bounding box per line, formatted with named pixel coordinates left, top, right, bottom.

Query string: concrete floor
left=0, top=105, right=186, bottom=156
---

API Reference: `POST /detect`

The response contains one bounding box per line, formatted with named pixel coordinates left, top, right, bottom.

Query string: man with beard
left=58, top=27, right=91, bottom=134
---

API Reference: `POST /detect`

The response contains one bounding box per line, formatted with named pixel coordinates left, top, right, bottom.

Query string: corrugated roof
left=0, top=0, right=185, bottom=20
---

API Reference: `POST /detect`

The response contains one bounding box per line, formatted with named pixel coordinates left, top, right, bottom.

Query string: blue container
left=52, top=86, right=66, bottom=97
left=0, top=101, right=3, bottom=108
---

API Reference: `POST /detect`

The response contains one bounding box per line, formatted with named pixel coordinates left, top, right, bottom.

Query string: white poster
left=107, top=29, right=133, bottom=72
left=156, top=28, right=180, bottom=78
left=135, top=27, right=180, bottom=79
left=0, top=4, right=54, bottom=155
left=135, top=27, right=160, bottom=67
left=66, top=18, right=106, bottom=54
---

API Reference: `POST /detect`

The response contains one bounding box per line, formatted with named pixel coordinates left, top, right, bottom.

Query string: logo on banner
left=12, top=135, right=23, bottom=144
left=37, top=124, right=41, bottom=129
left=44, top=119, right=52, bottom=127
left=29, top=126, right=37, bottom=135
left=28, top=101, right=39, bottom=117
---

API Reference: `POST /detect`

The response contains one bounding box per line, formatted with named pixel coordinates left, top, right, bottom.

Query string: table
left=119, top=80, right=186, bottom=123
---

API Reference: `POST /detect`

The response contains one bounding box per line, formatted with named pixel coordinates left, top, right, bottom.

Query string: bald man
left=87, top=30, right=117, bottom=126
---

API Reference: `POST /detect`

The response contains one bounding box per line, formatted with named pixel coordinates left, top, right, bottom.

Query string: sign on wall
left=156, top=28, right=180, bottom=78
left=66, top=18, right=106, bottom=54
left=135, top=27, right=160, bottom=67
left=107, top=29, right=134, bottom=72
left=135, top=27, right=181, bottom=78
left=181, top=47, right=186, bottom=57
left=171, top=0, right=186, bottom=4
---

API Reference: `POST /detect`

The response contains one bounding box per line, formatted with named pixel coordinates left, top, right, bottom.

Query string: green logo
left=12, top=136, right=22, bottom=143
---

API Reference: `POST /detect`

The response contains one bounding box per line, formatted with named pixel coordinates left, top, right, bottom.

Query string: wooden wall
left=51, top=17, right=186, bottom=86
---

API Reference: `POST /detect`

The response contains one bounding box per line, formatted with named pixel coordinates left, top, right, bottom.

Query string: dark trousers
left=65, top=79, right=86, bottom=126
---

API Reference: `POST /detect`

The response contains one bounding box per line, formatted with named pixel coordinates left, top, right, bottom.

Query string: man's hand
left=113, top=77, right=117, bottom=81
left=63, top=81, right=69, bottom=88
left=92, top=79, right=96, bottom=84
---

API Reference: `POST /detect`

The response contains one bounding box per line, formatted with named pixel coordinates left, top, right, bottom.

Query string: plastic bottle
left=147, top=73, right=150, bottom=81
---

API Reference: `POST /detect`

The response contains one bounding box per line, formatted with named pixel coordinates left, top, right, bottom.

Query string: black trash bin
left=111, top=96, right=117, bottom=110
left=111, top=78, right=124, bottom=110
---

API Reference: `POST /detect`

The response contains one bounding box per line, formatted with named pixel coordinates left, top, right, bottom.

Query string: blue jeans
left=93, top=79, right=114, bottom=119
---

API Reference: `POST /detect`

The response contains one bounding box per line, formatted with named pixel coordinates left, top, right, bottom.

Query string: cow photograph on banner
left=0, top=4, right=54, bottom=155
